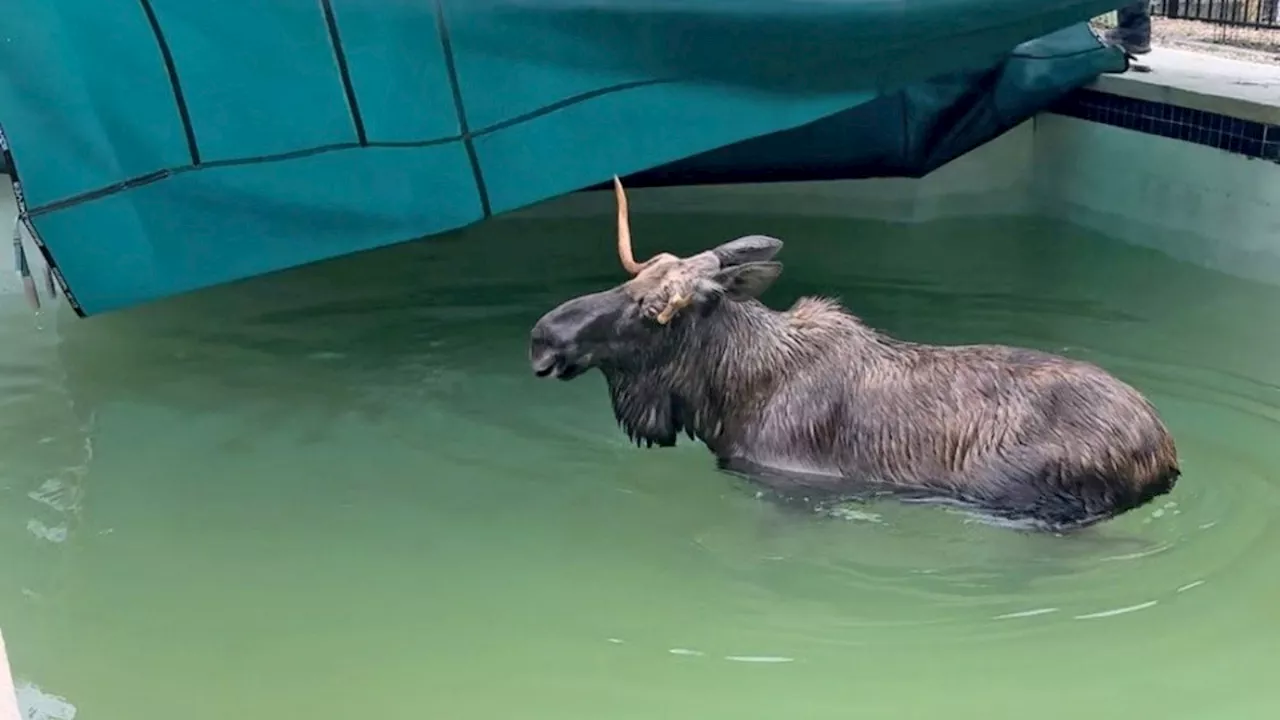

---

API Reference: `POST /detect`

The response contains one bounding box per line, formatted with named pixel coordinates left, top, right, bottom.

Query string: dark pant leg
left=1115, top=2, right=1152, bottom=44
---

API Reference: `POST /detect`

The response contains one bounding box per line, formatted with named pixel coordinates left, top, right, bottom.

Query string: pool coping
left=1052, top=44, right=1280, bottom=162
left=1088, top=46, right=1280, bottom=127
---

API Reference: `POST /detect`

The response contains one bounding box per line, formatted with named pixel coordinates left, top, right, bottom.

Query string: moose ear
left=711, top=235, right=783, bottom=267
left=710, top=261, right=782, bottom=300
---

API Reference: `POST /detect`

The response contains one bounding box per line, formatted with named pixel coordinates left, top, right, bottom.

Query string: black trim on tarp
left=0, top=124, right=85, bottom=317
left=433, top=0, right=490, bottom=218
left=137, top=0, right=201, bottom=166
left=320, top=0, right=369, bottom=146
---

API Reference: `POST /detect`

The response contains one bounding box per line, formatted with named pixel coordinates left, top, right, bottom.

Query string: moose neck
left=603, top=293, right=885, bottom=451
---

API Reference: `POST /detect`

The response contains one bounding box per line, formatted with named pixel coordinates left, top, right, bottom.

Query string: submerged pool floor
left=1, top=212, right=1277, bottom=719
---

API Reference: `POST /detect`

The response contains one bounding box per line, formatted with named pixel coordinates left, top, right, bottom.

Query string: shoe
left=1104, top=27, right=1151, bottom=55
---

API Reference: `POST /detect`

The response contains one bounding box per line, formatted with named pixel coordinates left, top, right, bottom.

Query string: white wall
left=1032, top=114, right=1280, bottom=285
left=1, top=178, right=23, bottom=294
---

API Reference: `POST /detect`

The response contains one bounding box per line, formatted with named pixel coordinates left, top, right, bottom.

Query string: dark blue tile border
left=1048, top=88, right=1279, bottom=161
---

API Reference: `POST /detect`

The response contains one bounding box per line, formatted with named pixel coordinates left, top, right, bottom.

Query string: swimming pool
left=2, top=73, right=1279, bottom=720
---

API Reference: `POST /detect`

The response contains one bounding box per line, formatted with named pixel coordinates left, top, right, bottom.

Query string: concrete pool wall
left=1037, top=47, right=1280, bottom=286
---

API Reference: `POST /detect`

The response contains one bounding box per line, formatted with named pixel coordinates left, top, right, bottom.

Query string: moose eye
left=639, top=298, right=663, bottom=320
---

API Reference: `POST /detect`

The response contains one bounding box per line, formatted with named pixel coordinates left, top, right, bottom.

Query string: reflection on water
left=15, top=681, right=77, bottom=720
left=2, top=210, right=1280, bottom=719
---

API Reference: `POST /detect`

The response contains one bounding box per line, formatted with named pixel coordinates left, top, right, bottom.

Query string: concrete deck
left=1090, top=45, right=1280, bottom=125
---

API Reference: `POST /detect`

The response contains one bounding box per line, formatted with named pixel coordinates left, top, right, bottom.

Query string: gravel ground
left=1092, top=16, right=1280, bottom=64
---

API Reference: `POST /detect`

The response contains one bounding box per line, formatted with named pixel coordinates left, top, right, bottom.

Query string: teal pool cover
left=0, top=0, right=1126, bottom=316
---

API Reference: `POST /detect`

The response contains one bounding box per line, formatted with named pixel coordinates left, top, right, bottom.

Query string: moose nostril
left=531, top=347, right=561, bottom=376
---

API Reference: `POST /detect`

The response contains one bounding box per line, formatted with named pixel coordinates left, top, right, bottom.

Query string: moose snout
left=530, top=321, right=589, bottom=380
left=529, top=315, right=594, bottom=381
left=530, top=291, right=617, bottom=380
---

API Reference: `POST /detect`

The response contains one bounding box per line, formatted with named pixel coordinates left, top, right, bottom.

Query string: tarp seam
left=320, top=0, right=369, bottom=146
left=136, top=0, right=201, bottom=166
left=25, top=79, right=674, bottom=218
left=433, top=0, right=491, bottom=218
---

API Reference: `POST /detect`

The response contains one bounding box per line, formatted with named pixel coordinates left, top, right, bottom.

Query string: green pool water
left=2, top=209, right=1278, bottom=719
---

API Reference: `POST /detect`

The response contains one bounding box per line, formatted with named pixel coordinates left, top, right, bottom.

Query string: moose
left=528, top=177, right=1180, bottom=531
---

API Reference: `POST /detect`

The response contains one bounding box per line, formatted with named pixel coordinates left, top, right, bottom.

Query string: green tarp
left=0, top=0, right=1124, bottom=316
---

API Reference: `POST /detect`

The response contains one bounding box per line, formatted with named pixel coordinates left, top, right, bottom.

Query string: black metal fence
left=1152, top=0, right=1280, bottom=28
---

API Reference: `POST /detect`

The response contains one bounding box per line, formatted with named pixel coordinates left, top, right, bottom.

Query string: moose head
left=530, top=176, right=785, bottom=382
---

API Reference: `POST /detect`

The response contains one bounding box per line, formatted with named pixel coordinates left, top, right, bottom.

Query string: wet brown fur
left=530, top=224, right=1179, bottom=532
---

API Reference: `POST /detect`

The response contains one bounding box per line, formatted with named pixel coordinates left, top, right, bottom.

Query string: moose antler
left=613, top=175, right=647, bottom=274
left=613, top=175, right=678, bottom=275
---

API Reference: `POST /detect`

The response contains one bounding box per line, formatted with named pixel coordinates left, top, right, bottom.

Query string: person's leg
left=1106, top=2, right=1152, bottom=55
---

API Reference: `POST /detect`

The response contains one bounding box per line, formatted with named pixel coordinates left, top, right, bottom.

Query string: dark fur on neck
left=601, top=294, right=882, bottom=451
